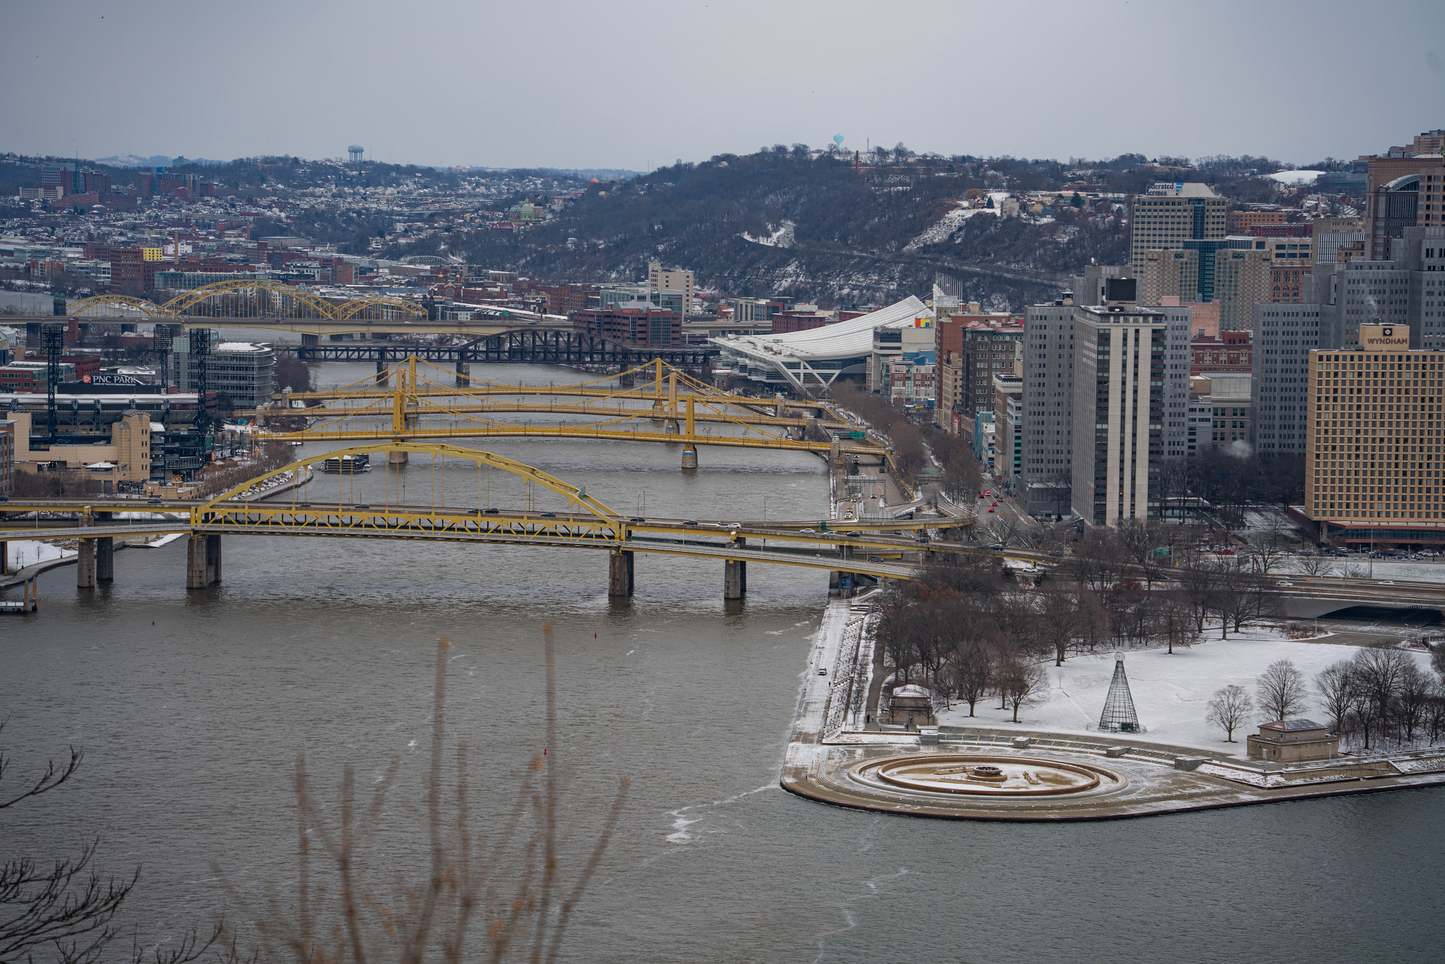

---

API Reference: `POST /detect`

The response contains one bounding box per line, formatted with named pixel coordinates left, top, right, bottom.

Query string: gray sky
left=4, top=0, right=1443, bottom=170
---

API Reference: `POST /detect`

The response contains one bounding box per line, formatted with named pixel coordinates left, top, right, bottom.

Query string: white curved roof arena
left=711, top=296, right=930, bottom=362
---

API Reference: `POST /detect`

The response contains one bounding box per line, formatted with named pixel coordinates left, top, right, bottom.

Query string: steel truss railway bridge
left=291, top=329, right=717, bottom=370
left=252, top=357, right=894, bottom=473
left=16, top=279, right=575, bottom=339
left=0, top=442, right=965, bottom=597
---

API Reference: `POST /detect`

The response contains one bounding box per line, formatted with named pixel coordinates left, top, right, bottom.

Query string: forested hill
left=447, top=148, right=1282, bottom=309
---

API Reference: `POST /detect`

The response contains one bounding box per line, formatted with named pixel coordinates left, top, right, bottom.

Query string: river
left=3, top=361, right=1444, bottom=963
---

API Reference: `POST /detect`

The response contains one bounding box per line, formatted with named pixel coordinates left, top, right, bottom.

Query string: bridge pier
left=301, top=333, right=319, bottom=350
left=681, top=443, right=698, bottom=470
left=375, top=348, right=389, bottom=385
left=77, top=538, right=96, bottom=588
left=96, top=536, right=114, bottom=583
left=455, top=355, right=471, bottom=387
left=186, top=533, right=222, bottom=589
left=608, top=550, right=635, bottom=597
left=618, top=370, right=635, bottom=388
left=724, top=558, right=747, bottom=600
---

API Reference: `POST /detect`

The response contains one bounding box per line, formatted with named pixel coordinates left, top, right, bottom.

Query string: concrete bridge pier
left=77, top=539, right=96, bottom=588
left=608, top=550, right=635, bottom=597
left=455, top=355, right=471, bottom=387
left=681, top=443, right=698, bottom=470
left=301, top=333, right=319, bottom=351
left=724, top=558, right=747, bottom=600
left=95, top=536, right=114, bottom=583
left=375, top=348, right=389, bottom=385
left=618, top=370, right=635, bottom=388
left=186, top=534, right=222, bottom=589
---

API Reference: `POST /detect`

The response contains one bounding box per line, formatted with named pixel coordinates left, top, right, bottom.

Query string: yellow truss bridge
left=259, top=357, right=901, bottom=470
left=65, top=280, right=426, bottom=322
left=0, top=442, right=964, bottom=595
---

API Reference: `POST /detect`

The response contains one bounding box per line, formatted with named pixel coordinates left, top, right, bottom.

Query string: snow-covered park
left=933, top=626, right=1434, bottom=755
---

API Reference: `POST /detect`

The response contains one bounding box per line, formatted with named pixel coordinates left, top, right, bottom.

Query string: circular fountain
left=857, top=754, right=1123, bottom=798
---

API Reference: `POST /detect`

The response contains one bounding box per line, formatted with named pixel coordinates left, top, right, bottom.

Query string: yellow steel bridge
left=257, top=357, right=899, bottom=469
left=0, top=442, right=966, bottom=594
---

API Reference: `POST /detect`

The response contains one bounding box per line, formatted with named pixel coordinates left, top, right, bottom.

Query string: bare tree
left=1246, top=519, right=1293, bottom=574
left=1396, top=662, right=1433, bottom=744
left=998, top=655, right=1048, bottom=723
left=1315, top=660, right=1357, bottom=736
left=1352, top=647, right=1414, bottom=749
left=1115, top=519, right=1166, bottom=588
left=1, top=728, right=230, bottom=964
left=1206, top=685, right=1253, bottom=742
left=229, top=631, right=628, bottom=964
left=1033, top=588, right=1084, bottom=667
left=1256, top=659, right=1309, bottom=722
left=947, top=640, right=995, bottom=717
left=1294, top=554, right=1335, bottom=579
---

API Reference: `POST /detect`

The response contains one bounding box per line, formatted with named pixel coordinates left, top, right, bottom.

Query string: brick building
left=1191, top=330, right=1252, bottom=375
left=572, top=306, right=680, bottom=348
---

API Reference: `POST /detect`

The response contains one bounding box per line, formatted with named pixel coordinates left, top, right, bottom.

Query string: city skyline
left=2, top=0, right=1443, bottom=171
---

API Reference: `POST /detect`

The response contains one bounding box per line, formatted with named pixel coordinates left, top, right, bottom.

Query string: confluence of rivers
left=2, top=360, right=1443, bottom=964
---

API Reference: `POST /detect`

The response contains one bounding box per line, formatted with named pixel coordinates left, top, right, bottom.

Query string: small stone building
left=884, top=683, right=936, bottom=729
left=1247, top=719, right=1340, bottom=763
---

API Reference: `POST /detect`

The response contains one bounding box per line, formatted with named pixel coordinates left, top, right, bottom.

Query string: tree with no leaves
left=1294, top=553, right=1335, bottom=579
left=0, top=727, right=230, bottom=964
left=998, top=655, right=1049, bottom=723
left=1206, top=685, right=1253, bottom=742
left=1315, top=660, right=1357, bottom=737
left=226, top=630, right=628, bottom=964
left=1256, top=659, right=1309, bottom=722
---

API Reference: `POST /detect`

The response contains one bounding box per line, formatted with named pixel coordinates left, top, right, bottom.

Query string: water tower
left=348, top=145, right=364, bottom=165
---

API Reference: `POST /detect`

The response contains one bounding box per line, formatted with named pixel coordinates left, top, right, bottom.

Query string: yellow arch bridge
left=0, top=443, right=968, bottom=598
left=256, top=356, right=899, bottom=471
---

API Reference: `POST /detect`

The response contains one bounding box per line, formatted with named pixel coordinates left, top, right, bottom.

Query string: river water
left=3, top=361, right=1444, bottom=963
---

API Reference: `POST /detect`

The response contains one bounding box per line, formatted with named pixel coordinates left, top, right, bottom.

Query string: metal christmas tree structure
left=1098, top=653, right=1143, bottom=733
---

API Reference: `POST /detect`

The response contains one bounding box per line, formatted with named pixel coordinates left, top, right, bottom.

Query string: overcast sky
left=4, top=0, right=1443, bottom=171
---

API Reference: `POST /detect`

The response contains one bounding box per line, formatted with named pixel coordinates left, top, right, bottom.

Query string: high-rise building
left=1252, top=226, right=1445, bottom=454
left=1020, top=278, right=1190, bottom=523
left=1362, top=154, right=1445, bottom=259
left=957, top=322, right=1023, bottom=417
left=994, top=365, right=1024, bottom=482
left=647, top=261, right=695, bottom=317
left=1069, top=303, right=1186, bottom=525
left=1214, top=248, right=1273, bottom=332
left=1140, top=249, right=1199, bottom=306
left=1304, top=324, right=1445, bottom=546
left=1129, top=182, right=1226, bottom=275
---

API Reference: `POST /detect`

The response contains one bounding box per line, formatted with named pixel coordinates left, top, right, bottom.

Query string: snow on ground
left=5, top=539, right=75, bottom=570
left=1269, top=170, right=1323, bottom=186
left=903, top=192, right=1011, bottom=251
left=933, top=626, right=1433, bottom=756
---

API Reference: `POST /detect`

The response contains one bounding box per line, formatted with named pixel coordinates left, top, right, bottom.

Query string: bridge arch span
left=66, top=294, right=167, bottom=319
left=192, top=441, right=622, bottom=524
left=162, top=279, right=337, bottom=319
